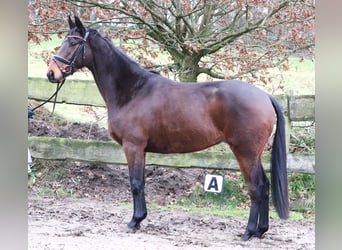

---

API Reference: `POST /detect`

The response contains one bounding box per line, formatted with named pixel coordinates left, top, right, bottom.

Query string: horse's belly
left=146, top=128, right=224, bottom=153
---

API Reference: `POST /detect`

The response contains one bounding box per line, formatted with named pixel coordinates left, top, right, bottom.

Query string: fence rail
left=28, top=136, right=315, bottom=174
left=28, top=78, right=315, bottom=174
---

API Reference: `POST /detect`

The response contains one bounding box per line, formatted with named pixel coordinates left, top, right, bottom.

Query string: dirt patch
left=28, top=103, right=315, bottom=249
left=28, top=196, right=314, bottom=250
left=28, top=101, right=110, bottom=141
left=29, top=160, right=201, bottom=206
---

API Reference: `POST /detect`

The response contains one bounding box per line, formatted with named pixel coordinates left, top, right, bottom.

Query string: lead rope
left=30, top=79, right=65, bottom=115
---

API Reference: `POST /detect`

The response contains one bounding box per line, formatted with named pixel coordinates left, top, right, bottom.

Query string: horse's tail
left=269, top=96, right=289, bottom=219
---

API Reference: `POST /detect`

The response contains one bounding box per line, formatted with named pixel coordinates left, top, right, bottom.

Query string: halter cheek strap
left=51, top=31, right=90, bottom=78
left=32, top=32, right=90, bottom=114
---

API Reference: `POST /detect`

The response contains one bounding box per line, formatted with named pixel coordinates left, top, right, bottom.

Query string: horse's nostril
left=47, top=71, right=54, bottom=81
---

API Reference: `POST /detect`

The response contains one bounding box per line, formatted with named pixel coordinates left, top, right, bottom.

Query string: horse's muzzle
left=47, top=70, right=61, bottom=83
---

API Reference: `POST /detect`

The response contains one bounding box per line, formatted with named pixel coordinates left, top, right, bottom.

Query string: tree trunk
left=177, top=55, right=201, bottom=82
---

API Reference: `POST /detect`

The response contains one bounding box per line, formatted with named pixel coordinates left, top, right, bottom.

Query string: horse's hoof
left=125, top=226, right=138, bottom=233
left=254, top=230, right=266, bottom=239
left=240, top=231, right=254, bottom=241
left=127, top=221, right=141, bottom=232
left=254, top=228, right=268, bottom=239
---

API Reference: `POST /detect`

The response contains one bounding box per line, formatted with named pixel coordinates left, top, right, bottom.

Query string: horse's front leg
left=123, top=141, right=147, bottom=230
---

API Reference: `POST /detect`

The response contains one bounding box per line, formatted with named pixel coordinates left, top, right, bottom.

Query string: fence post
left=285, top=115, right=291, bottom=153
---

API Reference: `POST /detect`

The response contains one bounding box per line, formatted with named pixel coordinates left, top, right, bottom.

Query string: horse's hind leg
left=231, top=149, right=270, bottom=241
left=254, top=164, right=270, bottom=238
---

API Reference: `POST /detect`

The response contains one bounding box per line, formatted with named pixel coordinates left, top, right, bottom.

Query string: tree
left=28, top=0, right=315, bottom=85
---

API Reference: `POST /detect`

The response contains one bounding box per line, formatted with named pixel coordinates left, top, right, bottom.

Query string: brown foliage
left=28, top=0, right=315, bottom=84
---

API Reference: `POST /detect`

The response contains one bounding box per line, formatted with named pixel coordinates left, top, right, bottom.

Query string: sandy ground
left=28, top=195, right=314, bottom=250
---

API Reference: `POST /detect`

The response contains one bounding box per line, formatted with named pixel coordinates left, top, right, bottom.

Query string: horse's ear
left=68, top=15, right=75, bottom=29
left=74, top=16, right=86, bottom=37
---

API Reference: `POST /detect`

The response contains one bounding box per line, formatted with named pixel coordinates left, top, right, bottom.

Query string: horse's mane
left=89, top=29, right=145, bottom=73
left=87, top=28, right=157, bottom=106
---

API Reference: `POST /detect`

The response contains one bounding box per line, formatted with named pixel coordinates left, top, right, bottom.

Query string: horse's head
left=47, top=16, right=90, bottom=83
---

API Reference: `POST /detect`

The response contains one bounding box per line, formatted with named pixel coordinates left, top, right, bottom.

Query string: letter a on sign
left=204, top=174, right=224, bottom=193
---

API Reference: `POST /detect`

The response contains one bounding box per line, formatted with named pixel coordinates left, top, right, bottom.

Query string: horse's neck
left=88, top=39, right=143, bottom=107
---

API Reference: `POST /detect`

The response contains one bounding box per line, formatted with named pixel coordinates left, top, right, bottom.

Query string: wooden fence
left=28, top=78, right=315, bottom=174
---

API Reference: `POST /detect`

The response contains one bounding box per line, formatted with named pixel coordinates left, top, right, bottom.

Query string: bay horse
left=47, top=16, right=288, bottom=241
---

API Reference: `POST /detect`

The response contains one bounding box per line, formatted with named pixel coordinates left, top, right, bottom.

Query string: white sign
left=203, top=174, right=224, bottom=193
left=28, top=149, right=32, bottom=174
left=28, top=148, right=32, bottom=163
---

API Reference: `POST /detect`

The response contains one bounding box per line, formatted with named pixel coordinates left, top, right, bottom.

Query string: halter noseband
left=51, top=31, right=90, bottom=79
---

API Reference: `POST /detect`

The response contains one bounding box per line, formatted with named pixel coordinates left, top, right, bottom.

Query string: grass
left=170, top=170, right=315, bottom=221
left=37, top=102, right=108, bottom=127
left=268, top=57, right=315, bottom=95
left=113, top=168, right=314, bottom=221
left=288, top=173, right=315, bottom=217
left=289, top=126, right=315, bottom=154
left=28, top=159, right=79, bottom=198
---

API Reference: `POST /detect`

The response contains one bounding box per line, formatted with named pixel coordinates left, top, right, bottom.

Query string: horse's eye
left=69, top=41, right=78, bottom=46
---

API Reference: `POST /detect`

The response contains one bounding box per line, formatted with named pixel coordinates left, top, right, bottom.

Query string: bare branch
left=29, top=0, right=315, bottom=83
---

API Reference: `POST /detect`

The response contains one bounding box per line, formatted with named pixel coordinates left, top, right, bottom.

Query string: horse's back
left=142, top=78, right=275, bottom=154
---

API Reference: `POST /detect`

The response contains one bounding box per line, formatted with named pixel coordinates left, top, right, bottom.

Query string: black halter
left=31, top=31, right=90, bottom=115
left=51, top=31, right=90, bottom=79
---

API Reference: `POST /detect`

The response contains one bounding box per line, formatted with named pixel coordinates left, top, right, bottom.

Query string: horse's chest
left=107, top=111, right=145, bottom=145
left=107, top=114, right=126, bottom=145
